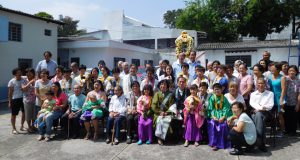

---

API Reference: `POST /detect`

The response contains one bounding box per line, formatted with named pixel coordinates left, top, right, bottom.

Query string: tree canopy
left=58, top=16, right=86, bottom=37
left=164, top=0, right=300, bottom=42
left=34, top=12, right=54, bottom=20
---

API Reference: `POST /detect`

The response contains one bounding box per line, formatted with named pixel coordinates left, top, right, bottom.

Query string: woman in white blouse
left=224, top=81, right=246, bottom=109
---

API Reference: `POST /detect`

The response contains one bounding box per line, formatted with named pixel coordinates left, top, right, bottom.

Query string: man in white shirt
left=250, top=77, right=274, bottom=152
left=187, top=51, right=201, bottom=79
left=36, top=51, right=58, bottom=79
left=122, top=64, right=140, bottom=98
left=106, top=86, right=127, bottom=145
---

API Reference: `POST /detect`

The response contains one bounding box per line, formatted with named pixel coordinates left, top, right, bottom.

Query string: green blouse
left=207, top=94, right=232, bottom=119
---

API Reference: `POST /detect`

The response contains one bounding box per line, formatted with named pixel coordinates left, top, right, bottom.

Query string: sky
left=1, top=0, right=186, bottom=32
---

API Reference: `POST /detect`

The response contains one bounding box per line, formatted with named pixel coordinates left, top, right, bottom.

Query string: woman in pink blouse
left=238, top=63, right=253, bottom=112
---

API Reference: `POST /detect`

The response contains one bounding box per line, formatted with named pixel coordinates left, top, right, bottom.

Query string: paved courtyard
left=1, top=103, right=300, bottom=160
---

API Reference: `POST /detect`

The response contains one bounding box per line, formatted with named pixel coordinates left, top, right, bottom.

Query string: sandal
left=212, top=146, right=218, bottom=151
left=158, top=139, right=163, bottom=145
left=12, top=130, right=19, bottom=135
left=184, top=141, right=189, bottom=147
left=84, top=132, right=90, bottom=140
left=93, top=134, right=98, bottom=141
left=194, top=142, right=199, bottom=147
left=20, top=126, right=27, bottom=131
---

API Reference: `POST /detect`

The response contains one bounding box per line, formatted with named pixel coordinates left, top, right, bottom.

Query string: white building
left=199, top=40, right=299, bottom=67
left=0, top=7, right=63, bottom=101
left=58, top=10, right=206, bottom=68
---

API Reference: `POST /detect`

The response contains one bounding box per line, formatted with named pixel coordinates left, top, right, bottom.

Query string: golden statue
left=175, top=31, right=194, bottom=58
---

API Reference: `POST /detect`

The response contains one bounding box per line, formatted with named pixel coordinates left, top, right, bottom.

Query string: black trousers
left=61, top=111, right=81, bottom=136
left=168, top=119, right=183, bottom=143
left=284, top=105, right=297, bottom=134
left=126, top=113, right=138, bottom=138
left=200, top=119, right=208, bottom=143
left=228, top=129, right=248, bottom=150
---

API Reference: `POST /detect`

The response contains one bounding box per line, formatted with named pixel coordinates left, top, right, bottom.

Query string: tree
left=175, top=0, right=239, bottom=42
left=34, top=12, right=54, bottom=20
left=165, top=0, right=296, bottom=41
left=163, top=9, right=183, bottom=28
left=58, top=16, right=86, bottom=37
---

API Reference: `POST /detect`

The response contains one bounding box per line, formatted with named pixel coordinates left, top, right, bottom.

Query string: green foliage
left=58, top=16, right=86, bottom=37
left=163, top=9, right=183, bottom=28
left=34, top=12, right=54, bottom=20
left=165, top=0, right=299, bottom=42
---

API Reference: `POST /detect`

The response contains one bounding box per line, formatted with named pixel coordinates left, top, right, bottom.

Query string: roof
left=198, top=40, right=299, bottom=50
left=58, top=36, right=100, bottom=42
left=0, top=7, right=64, bottom=25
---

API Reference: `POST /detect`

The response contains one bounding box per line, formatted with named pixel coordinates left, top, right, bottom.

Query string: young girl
left=81, top=93, right=105, bottom=140
left=37, top=91, right=56, bottom=117
left=207, top=83, right=232, bottom=150
left=183, top=84, right=205, bottom=147
left=136, top=84, right=154, bottom=145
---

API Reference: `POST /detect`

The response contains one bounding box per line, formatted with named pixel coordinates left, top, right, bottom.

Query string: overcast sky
left=1, top=0, right=186, bottom=31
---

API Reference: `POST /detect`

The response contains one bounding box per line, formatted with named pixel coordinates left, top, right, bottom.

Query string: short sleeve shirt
left=238, top=74, right=253, bottom=99
left=54, top=92, right=68, bottom=107
left=237, top=113, right=257, bottom=145
left=8, top=78, right=26, bottom=99
left=68, top=94, right=86, bottom=111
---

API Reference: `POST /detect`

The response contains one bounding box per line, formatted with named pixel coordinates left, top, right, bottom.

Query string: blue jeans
left=38, top=110, right=63, bottom=136
left=106, top=115, right=125, bottom=140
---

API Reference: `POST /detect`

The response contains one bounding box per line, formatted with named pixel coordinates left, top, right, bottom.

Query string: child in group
left=136, top=84, right=154, bottom=145
left=198, top=82, right=211, bottom=144
left=192, top=65, right=209, bottom=87
left=183, top=84, right=205, bottom=147
left=207, top=83, right=232, bottom=150
left=80, top=93, right=106, bottom=140
left=35, top=91, right=55, bottom=140
left=37, top=91, right=56, bottom=119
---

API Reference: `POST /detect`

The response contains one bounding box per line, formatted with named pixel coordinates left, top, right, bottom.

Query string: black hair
left=101, top=66, right=110, bottom=75
left=142, top=84, right=154, bottom=97
left=146, top=67, right=155, bottom=74
left=226, top=64, right=234, bottom=70
left=52, top=82, right=62, bottom=96
left=288, top=65, right=299, bottom=76
left=231, top=101, right=245, bottom=112
left=79, top=64, right=87, bottom=70
left=253, top=64, right=264, bottom=73
left=40, top=69, right=49, bottom=76
left=94, top=80, right=105, bottom=92
left=12, top=67, right=22, bottom=76
left=212, top=60, right=220, bottom=66
left=112, top=67, right=121, bottom=74
left=219, top=64, right=227, bottom=70
left=131, top=81, right=140, bottom=88
left=56, top=65, right=64, bottom=73
left=98, top=60, right=106, bottom=66
left=162, top=59, right=169, bottom=65
left=212, top=83, right=222, bottom=89
left=190, top=84, right=198, bottom=91
left=43, top=51, right=52, bottom=57
left=158, top=79, right=170, bottom=89
left=181, top=62, right=189, bottom=69
left=25, top=68, right=35, bottom=77
left=63, top=68, right=72, bottom=73
left=91, top=67, right=99, bottom=74
left=195, top=65, right=206, bottom=72
left=274, top=62, right=282, bottom=72
left=45, top=90, right=54, bottom=96
left=200, top=82, right=208, bottom=89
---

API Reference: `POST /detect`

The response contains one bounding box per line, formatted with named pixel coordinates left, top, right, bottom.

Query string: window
left=225, top=55, right=251, bottom=67
left=144, top=60, right=153, bottom=66
left=71, top=57, right=80, bottom=65
left=131, top=59, right=140, bottom=67
left=8, top=22, right=22, bottom=42
left=44, top=29, right=51, bottom=36
left=18, top=59, right=32, bottom=75
left=114, top=57, right=126, bottom=67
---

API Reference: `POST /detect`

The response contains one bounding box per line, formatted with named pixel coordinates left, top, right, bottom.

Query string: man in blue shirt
left=61, top=84, right=86, bottom=139
left=187, top=51, right=201, bottom=79
left=172, top=52, right=186, bottom=78
left=36, top=51, right=58, bottom=79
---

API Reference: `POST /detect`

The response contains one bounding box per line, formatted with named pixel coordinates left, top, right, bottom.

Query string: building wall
left=204, top=47, right=299, bottom=68
left=67, top=48, right=155, bottom=69
left=0, top=11, right=58, bottom=101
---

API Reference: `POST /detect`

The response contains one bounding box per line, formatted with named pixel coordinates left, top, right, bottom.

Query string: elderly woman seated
left=227, top=102, right=257, bottom=155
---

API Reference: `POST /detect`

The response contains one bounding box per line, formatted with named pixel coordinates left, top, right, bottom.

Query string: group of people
left=7, top=50, right=300, bottom=155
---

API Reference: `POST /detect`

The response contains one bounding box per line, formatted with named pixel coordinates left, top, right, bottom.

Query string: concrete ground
left=1, top=102, right=300, bottom=160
